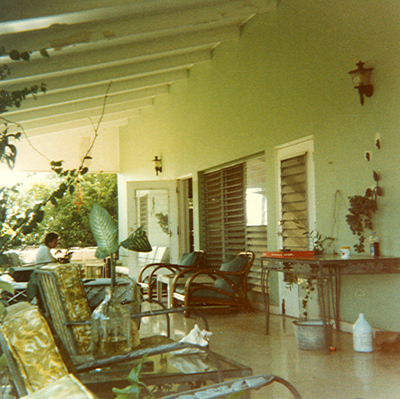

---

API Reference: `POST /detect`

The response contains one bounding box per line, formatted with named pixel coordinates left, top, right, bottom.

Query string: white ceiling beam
left=5, top=86, right=166, bottom=123
left=0, top=47, right=212, bottom=90
left=0, top=0, right=276, bottom=26
left=4, top=70, right=187, bottom=111
left=21, top=111, right=136, bottom=138
left=10, top=98, right=153, bottom=135
left=2, top=25, right=239, bottom=80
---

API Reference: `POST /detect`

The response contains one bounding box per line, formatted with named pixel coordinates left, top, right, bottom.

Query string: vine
left=346, top=171, right=382, bottom=253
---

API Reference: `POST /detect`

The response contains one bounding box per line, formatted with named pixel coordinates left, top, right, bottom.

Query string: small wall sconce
left=348, top=61, right=374, bottom=105
left=152, top=156, right=162, bottom=176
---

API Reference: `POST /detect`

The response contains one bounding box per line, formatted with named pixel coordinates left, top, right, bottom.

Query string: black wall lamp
left=152, top=156, right=162, bottom=176
left=348, top=61, right=374, bottom=106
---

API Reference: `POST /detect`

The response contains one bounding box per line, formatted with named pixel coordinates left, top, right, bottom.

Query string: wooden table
left=261, top=255, right=400, bottom=348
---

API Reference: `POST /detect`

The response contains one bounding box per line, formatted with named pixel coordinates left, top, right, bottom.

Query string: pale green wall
left=119, top=0, right=400, bottom=330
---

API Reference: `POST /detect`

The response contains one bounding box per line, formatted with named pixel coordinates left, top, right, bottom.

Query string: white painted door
left=275, top=136, right=316, bottom=318
left=125, top=180, right=179, bottom=279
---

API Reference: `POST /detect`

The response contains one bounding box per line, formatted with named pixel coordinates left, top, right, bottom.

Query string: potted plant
left=286, top=224, right=335, bottom=350
left=346, top=171, right=382, bottom=253
left=89, top=203, right=152, bottom=357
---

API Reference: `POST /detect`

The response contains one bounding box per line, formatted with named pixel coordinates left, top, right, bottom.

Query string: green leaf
left=89, top=203, right=119, bottom=258
left=40, top=48, right=50, bottom=58
left=0, top=281, right=14, bottom=295
left=9, top=50, right=20, bottom=61
left=226, top=391, right=247, bottom=399
left=120, top=226, right=152, bottom=253
left=95, top=247, right=110, bottom=260
left=127, top=354, right=148, bottom=384
left=20, top=51, right=30, bottom=61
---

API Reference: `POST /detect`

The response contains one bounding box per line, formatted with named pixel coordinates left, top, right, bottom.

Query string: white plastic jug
left=353, top=313, right=373, bottom=352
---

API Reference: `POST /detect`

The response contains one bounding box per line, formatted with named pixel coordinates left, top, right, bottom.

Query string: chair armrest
left=160, top=374, right=302, bottom=399
left=170, top=268, right=216, bottom=292
left=75, top=341, right=223, bottom=383
left=138, top=263, right=181, bottom=282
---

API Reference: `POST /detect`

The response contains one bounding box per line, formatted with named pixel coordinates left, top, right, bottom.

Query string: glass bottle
left=91, top=287, right=132, bottom=358
left=369, top=232, right=380, bottom=258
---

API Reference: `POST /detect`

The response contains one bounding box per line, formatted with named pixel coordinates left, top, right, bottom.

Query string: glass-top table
left=79, top=347, right=252, bottom=396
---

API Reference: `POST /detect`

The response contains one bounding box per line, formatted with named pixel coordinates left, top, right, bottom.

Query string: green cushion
left=213, top=255, right=249, bottom=294
left=178, top=251, right=201, bottom=266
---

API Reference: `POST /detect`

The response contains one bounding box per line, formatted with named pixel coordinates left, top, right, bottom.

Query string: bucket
left=293, top=320, right=333, bottom=350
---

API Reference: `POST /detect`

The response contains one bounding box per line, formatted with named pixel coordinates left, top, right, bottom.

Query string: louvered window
left=202, top=155, right=267, bottom=295
left=137, top=193, right=149, bottom=233
left=203, top=163, right=246, bottom=269
left=280, top=154, right=308, bottom=250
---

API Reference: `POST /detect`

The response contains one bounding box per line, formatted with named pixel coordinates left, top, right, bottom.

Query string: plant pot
left=293, top=320, right=333, bottom=350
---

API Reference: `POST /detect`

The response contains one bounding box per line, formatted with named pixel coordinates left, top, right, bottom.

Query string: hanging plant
left=346, top=171, right=382, bottom=253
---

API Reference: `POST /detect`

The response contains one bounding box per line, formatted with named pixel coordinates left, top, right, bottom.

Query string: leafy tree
left=11, top=173, right=118, bottom=249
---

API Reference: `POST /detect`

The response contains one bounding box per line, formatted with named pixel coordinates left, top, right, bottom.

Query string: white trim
left=275, top=136, right=316, bottom=318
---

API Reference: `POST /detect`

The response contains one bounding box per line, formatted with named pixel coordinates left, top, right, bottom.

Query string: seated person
left=27, top=232, right=60, bottom=304
left=35, top=232, right=59, bottom=265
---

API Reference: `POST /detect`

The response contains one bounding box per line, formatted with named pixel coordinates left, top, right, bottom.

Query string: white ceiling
left=1, top=0, right=277, bottom=139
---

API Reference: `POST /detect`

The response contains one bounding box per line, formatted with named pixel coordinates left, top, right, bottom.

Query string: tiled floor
left=140, top=305, right=400, bottom=399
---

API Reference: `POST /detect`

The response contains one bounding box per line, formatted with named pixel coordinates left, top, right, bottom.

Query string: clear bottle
left=353, top=313, right=373, bottom=352
left=369, top=232, right=380, bottom=258
left=91, top=287, right=132, bottom=358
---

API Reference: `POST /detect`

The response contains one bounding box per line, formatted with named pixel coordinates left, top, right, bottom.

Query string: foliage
left=89, top=203, right=151, bottom=288
left=15, top=173, right=118, bottom=249
left=1, top=46, right=48, bottom=169
left=112, top=355, right=154, bottom=399
left=286, top=219, right=335, bottom=319
left=346, top=171, right=382, bottom=253
left=0, top=161, right=89, bottom=259
left=155, top=212, right=170, bottom=235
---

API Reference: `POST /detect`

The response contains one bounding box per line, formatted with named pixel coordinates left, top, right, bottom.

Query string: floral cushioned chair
left=138, top=250, right=205, bottom=299
left=0, top=302, right=97, bottom=398
left=0, top=302, right=302, bottom=399
left=171, top=252, right=255, bottom=315
left=36, top=263, right=140, bottom=357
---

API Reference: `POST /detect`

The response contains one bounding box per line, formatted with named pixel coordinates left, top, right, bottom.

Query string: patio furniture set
left=0, top=250, right=303, bottom=398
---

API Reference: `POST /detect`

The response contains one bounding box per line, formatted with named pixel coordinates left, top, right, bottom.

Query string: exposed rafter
left=1, top=0, right=276, bottom=138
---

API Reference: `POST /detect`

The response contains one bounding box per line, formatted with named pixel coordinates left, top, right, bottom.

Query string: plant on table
left=284, top=220, right=335, bottom=319
left=346, top=171, right=382, bottom=253
left=113, top=355, right=154, bottom=399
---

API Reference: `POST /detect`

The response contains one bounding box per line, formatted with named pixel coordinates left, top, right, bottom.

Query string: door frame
left=125, top=180, right=179, bottom=277
left=275, top=136, right=316, bottom=317
left=177, top=176, right=194, bottom=256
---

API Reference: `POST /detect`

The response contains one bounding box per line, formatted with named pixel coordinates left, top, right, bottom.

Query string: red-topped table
left=261, top=254, right=400, bottom=346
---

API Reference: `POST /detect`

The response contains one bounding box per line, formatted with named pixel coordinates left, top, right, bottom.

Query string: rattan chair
left=138, top=250, right=205, bottom=299
left=171, top=252, right=255, bottom=315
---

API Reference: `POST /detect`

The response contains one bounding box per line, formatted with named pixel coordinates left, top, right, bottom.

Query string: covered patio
left=2, top=0, right=400, bottom=397
left=141, top=307, right=400, bottom=399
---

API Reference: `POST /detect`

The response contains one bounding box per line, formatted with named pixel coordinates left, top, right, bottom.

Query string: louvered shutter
left=223, top=164, right=246, bottom=258
left=204, top=163, right=246, bottom=269
left=280, top=154, right=308, bottom=250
